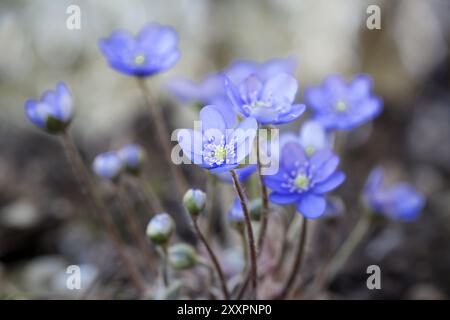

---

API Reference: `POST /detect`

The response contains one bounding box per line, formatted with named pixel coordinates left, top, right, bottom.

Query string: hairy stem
left=136, top=78, right=188, bottom=196
left=193, top=217, right=230, bottom=300
left=60, top=131, right=146, bottom=294
left=231, top=169, right=258, bottom=299
left=256, top=128, right=270, bottom=254
left=115, top=181, right=155, bottom=275
left=277, top=216, right=308, bottom=299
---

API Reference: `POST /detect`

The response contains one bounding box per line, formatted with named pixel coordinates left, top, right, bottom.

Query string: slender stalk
left=276, top=216, right=308, bottom=300
left=136, top=78, right=188, bottom=196
left=161, top=245, right=169, bottom=287
left=321, top=209, right=372, bottom=287
left=192, top=216, right=230, bottom=300
left=230, top=169, right=258, bottom=299
left=114, top=181, right=155, bottom=275
left=139, top=173, right=163, bottom=213
left=60, top=131, right=146, bottom=294
left=256, top=128, right=270, bottom=254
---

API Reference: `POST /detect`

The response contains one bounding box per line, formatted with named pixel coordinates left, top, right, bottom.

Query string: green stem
left=231, top=169, right=258, bottom=299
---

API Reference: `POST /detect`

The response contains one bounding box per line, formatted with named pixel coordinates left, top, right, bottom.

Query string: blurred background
left=0, top=0, right=449, bottom=299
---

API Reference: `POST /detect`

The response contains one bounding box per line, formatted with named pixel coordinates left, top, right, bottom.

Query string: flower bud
left=168, top=243, right=197, bottom=270
left=146, top=213, right=175, bottom=245
left=117, top=143, right=146, bottom=175
left=249, top=198, right=263, bottom=221
left=182, top=189, right=206, bottom=216
left=92, top=152, right=123, bottom=180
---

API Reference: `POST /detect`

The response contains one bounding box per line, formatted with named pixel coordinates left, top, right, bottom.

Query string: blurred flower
left=364, top=167, right=425, bottom=221
left=264, top=142, right=345, bottom=219
left=214, top=164, right=257, bottom=183
left=146, top=213, right=175, bottom=245
left=92, top=152, right=123, bottom=180
left=228, top=198, right=244, bottom=222
left=166, top=56, right=297, bottom=106
left=280, top=120, right=330, bottom=157
left=98, top=23, right=180, bottom=77
left=225, top=73, right=305, bottom=125
left=177, top=105, right=257, bottom=173
left=183, top=189, right=206, bottom=216
left=24, top=82, right=73, bottom=133
left=323, top=196, right=345, bottom=218
left=117, top=143, right=145, bottom=175
left=305, top=74, right=383, bottom=130
left=168, top=243, right=197, bottom=270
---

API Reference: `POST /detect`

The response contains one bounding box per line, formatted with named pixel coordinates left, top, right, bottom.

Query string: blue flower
left=99, top=23, right=180, bottom=77
left=304, top=74, right=383, bottom=131
left=24, top=82, right=73, bottom=133
left=225, top=73, right=305, bottom=125
left=227, top=198, right=244, bottom=222
left=214, top=164, right=257, bottom=183
left=364, top=167, right=425, bottom=221
left=92, top=152, right=123, bottom=180
left=177, top=105, right=257, bottom=173
left=117, top=143, right=145, bottom=174
left=264, top=141, right=345, bottom=219
left=167, top=56, right=297, bottom=106
left=280, top=120, right=330, bottom=157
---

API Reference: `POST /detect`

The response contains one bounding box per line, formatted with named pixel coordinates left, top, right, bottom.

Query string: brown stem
left=231, top=169, right=258, bottom=299
left=276, top=217, right=308, bottom=300
left=136, top=78, right=188, bottom=196
left=193, top=217, right=230, bottom=300
left=256, top=128, right=270, bottom=254
left=60, top=131, right=146, bottom=295
left=114, top=181, right=155, bottom=275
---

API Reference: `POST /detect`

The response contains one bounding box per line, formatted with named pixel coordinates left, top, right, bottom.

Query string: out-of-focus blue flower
left=167, top=57, right=297, bottom=106
left=280, top=120, right=330, bottom=157
left=214, top=164, right=257, bottom=183
left=323, top=196, right=345, bottom=218
left=92, top=152, right=123, bottom=180
left=117, top=143, right=145, bottom=174
left=24, top=82, right=73, bottom=133
left=228, top=198, right=244, bottom=222
left=178, top=105, right=257, bottom=173
left=98, top=23, right=180, bottom=77
left=364, top=167, right=425, bottom=221
left=225, top=73, right=305, bottom=125
left=304, top=74, right=383, bottom=131
left=264, top=141, right=345, bottom=219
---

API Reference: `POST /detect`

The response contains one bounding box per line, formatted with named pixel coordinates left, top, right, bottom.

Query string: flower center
left=305, top=145, right=315, bottom=157
left=294, top=174, right=309, bottom=190
left=335, top=100, right=347, bottom=112
left=251, top=100, right=270, bottom=108
left=134, top=54, right=146, bottom=65
left=214, top=145, right=227, bottom=161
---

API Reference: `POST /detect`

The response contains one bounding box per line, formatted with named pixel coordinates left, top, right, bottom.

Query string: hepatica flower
left=178, top=105, right=257, bottom=173
left=24, top=82, right=73, bottom=133
left=214, top=164, right=257, bottom=183
left=364, top=167, right=425, bottom=221
left=167, top=56, right=297, bottom=106
left=117, top=143, right=145, bottom=174
left=99, top=23, right=180, bottom=77
left=264, top=142, right=345, bottom=218
left=225, top=73, right=305, bottom=125
left=305, top=74, right=383, bottom=130
left=280, top=120, right=330, bottom=157
left=92, top=152, right=123, bottom=180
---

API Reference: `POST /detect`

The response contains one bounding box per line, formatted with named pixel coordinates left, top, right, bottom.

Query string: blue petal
left=231, top=117, right=258, bottom=163
left=299, top=120, right=327, bottom=152
left=273, top=103, right=305, bottom=125
left=209, top=164, right=239, bottom=173
left=200, top=105, right=227, bottom=138
left=257, top=56, right=298, bottom=80
left=262, top=73, right=298, bottom=103
left=177, top=129, right=203, bottom=164
left=296, top=193, right=326, bottom=219
left=313, top=171, right=346, bottom=193
left=138, top=24, right=178, bottom=55
left=348, top=74, right=372, bottom=100
left=280, top=142, right=307, bottom=171
left=269, top=192, right=301, bottom=205
left=24, top=100, right=46, bottom=128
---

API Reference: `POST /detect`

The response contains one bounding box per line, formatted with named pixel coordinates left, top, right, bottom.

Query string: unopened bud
left=168, top=243, right=197, bottom=270
left=182, top=189, right=206, bottom=216
left=146, top=213, right=175, bottom=245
